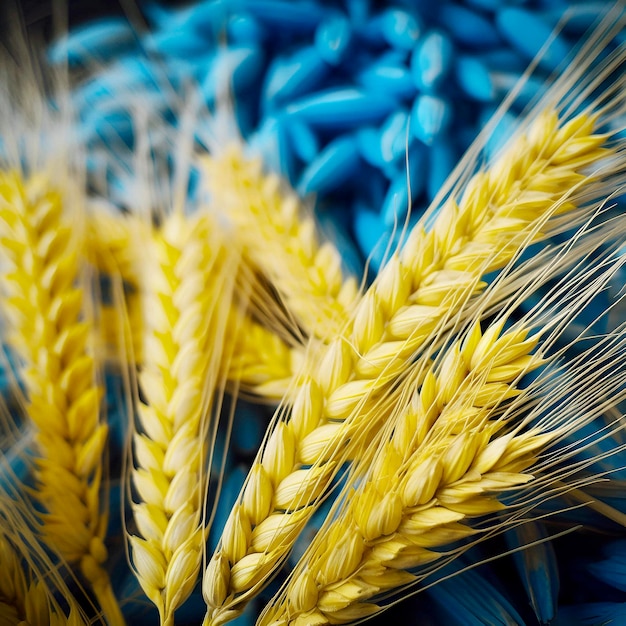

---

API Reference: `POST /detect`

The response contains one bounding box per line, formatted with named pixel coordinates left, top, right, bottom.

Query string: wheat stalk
left=0, top=170, right=123, bottom=626
left=202, top=100, right=623, bottom=624
left=127, top=210, right=239, bottom=626
left=200, top=147, right=359, bottom=341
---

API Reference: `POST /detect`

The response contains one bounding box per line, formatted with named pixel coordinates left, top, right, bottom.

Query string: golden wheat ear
left=202, top=10, right=626, bottom=623
left=258, top=231, right=626, bottom=625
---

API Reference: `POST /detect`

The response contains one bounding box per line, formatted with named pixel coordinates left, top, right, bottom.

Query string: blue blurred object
left=505, top=522, right=560, bottom=624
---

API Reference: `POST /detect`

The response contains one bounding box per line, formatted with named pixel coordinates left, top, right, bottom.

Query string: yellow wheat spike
left=202, top=99, right=622, bottom=624
left=259, top=249, right=626, bottom=625
left=0, top=170, right=124, bottom=626
left=200, top=147, right=360, bottom=341
left=127, top=210, right=239, bottom=626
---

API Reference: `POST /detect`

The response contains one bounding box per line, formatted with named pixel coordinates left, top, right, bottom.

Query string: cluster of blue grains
left=40, top=1, right=626, bottom=625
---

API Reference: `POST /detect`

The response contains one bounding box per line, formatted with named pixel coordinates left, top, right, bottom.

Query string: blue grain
left=262, top=46, right=329, bottom=108
left=380, top=110, right=410, bottom=164
left=411, top=29, right=454, bottom=91
left=410, top=94, right=453, bottom=145
left=455, top=56, right=495, bottom=101
left=145, top=29, right=211, bottom=58
left=380, top=144, right=427, bottom=226
left=496, top=8, right=571, bottom=71
left=356, top=126, right=386, bottom=168
left=439, top=4, right=502, bottom=48
left=48, top=18, right=136, bottom=65
left=356, top=54, right=417, bottom=100
left=286, top=88, right=397, bottom=129
left=426, top=140, right=457, bottom=201
left=287, top=119, right=319, bottom=163
left=315, top=13, right=353, bottom=65
left=379, top=8, right=422, bottom=51
left=227, top=13, right=266, bottom=44
left=236, top=0, right=328, bottom=33
left=353, top=207, right=394, bottom=272
left=297, top=134, right=361, bottom=195
left=204, top=46, right=265, bottom=102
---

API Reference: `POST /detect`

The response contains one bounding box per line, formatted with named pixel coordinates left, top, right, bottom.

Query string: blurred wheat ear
left=200, top=147, right=360, bottom=342
left=0, top=169, right=124, bottom=626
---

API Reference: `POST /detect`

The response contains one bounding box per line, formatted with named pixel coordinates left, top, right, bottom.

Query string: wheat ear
left=261, top=247, right=626, bottom=626
left=259, top=317, right=545, bottom=625
left=0, top=171, right=123, bottom=626
left=201, top=147, right=359, bottom=341
left=202, top=106, right=618, bottom=625
left=127, top=211, right=238, bottom=626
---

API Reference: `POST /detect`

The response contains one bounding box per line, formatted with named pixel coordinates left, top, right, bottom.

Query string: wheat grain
left=127, top=210, right=239, bottom=626
left=202, top=103, right=620, bottom=624
left=0, top=170, right=123, bottom=626
left=200, top=147, right=359, bottom=341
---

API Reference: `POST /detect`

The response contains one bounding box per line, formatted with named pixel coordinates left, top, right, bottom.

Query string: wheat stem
left=0, top=171, right=123, bottom=626
left=202, top=108, right=619, bottom=624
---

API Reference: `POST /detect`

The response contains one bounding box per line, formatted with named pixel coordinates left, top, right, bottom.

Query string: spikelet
left=201, top=147, right=359, bottom=341
left=202, top=96, right=623, bottom=623
left=259, top=247, right=626, bottom=625
left=0, top=170, right=123, bottom=626
left=127, top=210, right=239, bottom=626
